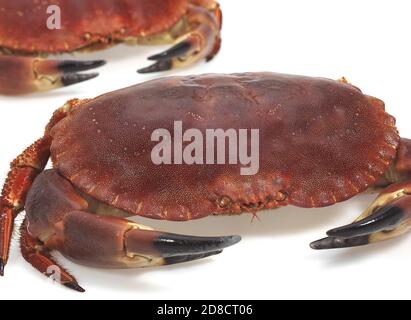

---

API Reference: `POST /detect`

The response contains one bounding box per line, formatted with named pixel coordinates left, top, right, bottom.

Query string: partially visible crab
left=2, top=72, right=411, bottom=292
left=0, top=0, right=222, bottom=94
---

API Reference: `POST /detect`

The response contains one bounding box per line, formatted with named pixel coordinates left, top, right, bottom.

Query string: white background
left=1, top=0, right=411, bottom=299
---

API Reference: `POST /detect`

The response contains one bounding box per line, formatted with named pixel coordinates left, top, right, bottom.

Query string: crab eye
left=218, top=196, right=232, bottom=208
left=83, top=33, right=91, bottom=41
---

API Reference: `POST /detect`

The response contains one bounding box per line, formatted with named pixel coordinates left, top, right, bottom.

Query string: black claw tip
left=310, top=235, right=370, bottom=250
left=61, top=72, right=99, bottom=87
left=57, top=60, right=106, bottom=73
left=155, top=234, right=241, bottom=257
left=148, top=41, right=192, bottom=61
left=0, top=258, right=4, bottom=276
left=326, top=205, right=405, bottom=238
left=63, top=281, right=86, bottom=293
left=164, top=250, right=223, bottom=265
left=137, top=60, right=172, bottom=74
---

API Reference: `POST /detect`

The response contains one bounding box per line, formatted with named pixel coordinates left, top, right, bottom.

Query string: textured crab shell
left=50, top=73, right=399, bottom=221
left=0, top=0, right=187, bottom=53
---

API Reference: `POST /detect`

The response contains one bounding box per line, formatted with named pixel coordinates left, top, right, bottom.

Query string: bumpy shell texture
left=0, top=0, right=187, bottom=53
left=50, top=73, right=399, bottom=220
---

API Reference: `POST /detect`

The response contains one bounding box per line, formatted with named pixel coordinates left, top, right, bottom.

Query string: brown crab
left=0, top=0, right=222, bottom=95
left=2, top=72, right=411, bottom=292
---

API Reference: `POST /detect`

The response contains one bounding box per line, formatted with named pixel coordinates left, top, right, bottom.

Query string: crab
left=0, top=0, right=222, bottom=95
left=2, top=72, right=411, bottom=292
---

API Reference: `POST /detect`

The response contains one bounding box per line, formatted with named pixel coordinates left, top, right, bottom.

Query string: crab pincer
left=138, top=3, right=222, bottom=73
left=42, top=208, right=240, bottom=269
left=311, top=179, right=411, bottom=249
left=0, top=56, right=105, bottom=95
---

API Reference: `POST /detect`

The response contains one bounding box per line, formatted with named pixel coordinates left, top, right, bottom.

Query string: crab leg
left=138, top=3, right=222, bottom=73
left=20, top=217, right=85, bottom=292
left=0, top=104, right=73, bottom=275
left=0, top=56, right=105, bottom=95
left=311, top=181, right=411, bottom=249
left=0, top=138, right=51, bottom=275
left=22, top=170, right=240, bottom=291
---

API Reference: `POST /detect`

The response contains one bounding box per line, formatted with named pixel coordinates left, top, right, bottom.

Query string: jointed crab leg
left=138, top=3, right=222, bottom=73
left=0, top=56, right=105, bottom=95
left=0, top=137, right=51, bottom=275
left=20, top=217, right=85, bottom=292
left=0, top=105, right=71, bottom=275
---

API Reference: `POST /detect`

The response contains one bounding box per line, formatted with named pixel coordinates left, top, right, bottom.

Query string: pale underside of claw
left=34, top=59, right=106, bottom=92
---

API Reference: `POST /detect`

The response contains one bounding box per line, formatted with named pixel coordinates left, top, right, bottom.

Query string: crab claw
left=14, top=169, right=241, bottom=291
left=43, top=210, right=241, bottom=269
left=137, top=60, right=173, bottom=74
left=147, top=42, right=193, bottom=62
left=0, top=56, right=105, bottom=95
left=311, top=181, right=411, bottom=249
left=138, top=4, right=221, bottom=73
left=125, top=227, right=240, bottom=266
left=55, top=60, right=106, bottom=74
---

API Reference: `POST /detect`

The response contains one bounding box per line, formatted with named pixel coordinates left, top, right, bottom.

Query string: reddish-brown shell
left=50, top=73, right=399, bottom=221
left=0, top=0, right=188, bottom=53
